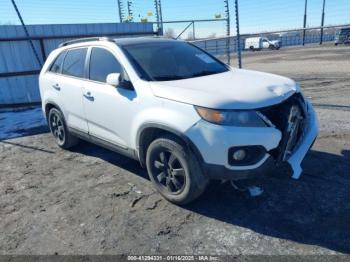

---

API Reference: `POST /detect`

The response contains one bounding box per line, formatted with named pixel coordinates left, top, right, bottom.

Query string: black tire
left=146, top=135, right=208, bottom=205
left=48, top=108, right=79, bottom=149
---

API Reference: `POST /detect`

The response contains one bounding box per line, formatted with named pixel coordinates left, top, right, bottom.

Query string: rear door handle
left=52, top=84, right=61, bottom=91
left=83, top=91, right=94, bottom=101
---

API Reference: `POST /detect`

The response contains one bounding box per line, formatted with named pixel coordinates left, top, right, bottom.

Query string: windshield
left=121, top=41, right=229, bottom=81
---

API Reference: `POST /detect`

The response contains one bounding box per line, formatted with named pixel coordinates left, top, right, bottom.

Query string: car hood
left=149, top=69, right=299, bottom=110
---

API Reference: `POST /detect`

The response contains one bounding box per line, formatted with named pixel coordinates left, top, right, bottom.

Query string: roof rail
left=58, top=37, right=114, bottom=47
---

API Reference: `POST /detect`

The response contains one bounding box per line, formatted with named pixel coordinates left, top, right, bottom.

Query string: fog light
left=233, top=149, right=246, bottom=161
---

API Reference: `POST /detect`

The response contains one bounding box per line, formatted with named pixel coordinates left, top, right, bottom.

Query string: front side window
left=121, top=41, right=228, bottom=81
left=49, top=51, right=66, bottom=73
left=62, top=48, right=87, bottom=78
left=89, top=47, right=122, bottom=82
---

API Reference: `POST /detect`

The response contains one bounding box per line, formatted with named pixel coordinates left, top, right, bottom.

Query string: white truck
left=245, top=37, right=281, bottom=51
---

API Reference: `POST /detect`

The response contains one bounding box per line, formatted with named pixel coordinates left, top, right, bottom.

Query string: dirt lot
left=1, top=44, right=350, bottom=255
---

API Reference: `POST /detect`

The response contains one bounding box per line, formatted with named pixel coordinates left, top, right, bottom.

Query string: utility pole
left=158, top=0, right=164, bottom=35
left=154, top=0, right=160, bottom=35
left=224, top=0, right=230, bottom=65
left=127, top=0, right=133, bottom=22
left=234, top=0, right=242, bottom=68
left=302, top=0, right=308, bottom=45
left=320, top=0, right=326, bottom=44
left=117, top=0, right=125, bottom=23
left=10, top=0, right=42, bottom=67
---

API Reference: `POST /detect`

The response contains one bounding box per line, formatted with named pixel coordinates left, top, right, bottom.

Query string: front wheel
left=146, top=135, right=208, bottom=205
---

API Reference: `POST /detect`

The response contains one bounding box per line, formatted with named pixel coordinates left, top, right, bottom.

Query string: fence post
left=320, top=0, right=326, bottom=44
left=192, top=21, right=195, bottom=40
left=224, top=0, right=230, bottom=65
left=302, top=0, right=308, bottom=46
left=234, top=0, right=242, bottom=68
left=158, top=0, right=164, bottom=35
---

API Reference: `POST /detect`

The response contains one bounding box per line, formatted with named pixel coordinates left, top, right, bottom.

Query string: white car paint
left=150, top=69, right=297, bottom=109
left=39, top=37, right=318, bottom=181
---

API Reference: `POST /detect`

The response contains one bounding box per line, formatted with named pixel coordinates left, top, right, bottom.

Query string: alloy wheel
left=50, top=112, right=65, bottom=144
left=153, top=150, right=186, bottom=194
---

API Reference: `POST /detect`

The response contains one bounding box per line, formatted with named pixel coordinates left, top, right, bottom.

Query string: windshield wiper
left=190, top=70, right=222, bottom=78
left=155, top=75, right=185, bottom=81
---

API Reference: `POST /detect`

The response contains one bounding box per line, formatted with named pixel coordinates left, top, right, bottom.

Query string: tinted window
left=89, top=48, right=122, bottom=82
left=122, top=41, right=228, bottom=81
left=50, top=51, right=66, bottom=73
left=62, top=48, right=87, bottom=78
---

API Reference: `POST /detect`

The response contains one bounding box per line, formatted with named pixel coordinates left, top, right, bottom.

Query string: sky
left=1, top=0, right=350, bottom=38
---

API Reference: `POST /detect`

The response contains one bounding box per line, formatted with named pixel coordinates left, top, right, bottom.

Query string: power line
left=10, top=0, right=42, bottom=67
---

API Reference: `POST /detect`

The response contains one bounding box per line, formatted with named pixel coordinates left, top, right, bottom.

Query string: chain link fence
left=1, top=0, right=350, bottom=107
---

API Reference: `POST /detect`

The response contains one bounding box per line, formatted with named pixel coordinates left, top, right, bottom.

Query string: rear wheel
left=146, top=135, right=208, bottom=205
left=48, top=108, right=79, bottom=149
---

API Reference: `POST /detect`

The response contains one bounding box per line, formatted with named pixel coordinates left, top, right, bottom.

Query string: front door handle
left=52, top=84, right=61, bottom=91
left=83, top=92, right=94, bottom=101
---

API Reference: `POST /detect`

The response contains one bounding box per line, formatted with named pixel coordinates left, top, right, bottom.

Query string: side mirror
left=106, top=73, right=120, bottom=86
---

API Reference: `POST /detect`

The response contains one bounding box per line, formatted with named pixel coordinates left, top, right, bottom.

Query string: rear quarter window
left=49, top=51, right=66, bottom=73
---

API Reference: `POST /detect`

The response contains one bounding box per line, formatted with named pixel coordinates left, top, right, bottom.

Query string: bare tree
left=164, top=28, right=176, bottom=38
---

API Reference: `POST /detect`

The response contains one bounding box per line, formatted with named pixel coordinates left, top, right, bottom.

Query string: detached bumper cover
left=287, top=102, right=318, bottom=179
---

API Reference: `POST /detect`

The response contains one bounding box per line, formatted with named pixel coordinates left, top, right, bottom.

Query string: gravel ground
left=0, top=44, right=350, bottom=255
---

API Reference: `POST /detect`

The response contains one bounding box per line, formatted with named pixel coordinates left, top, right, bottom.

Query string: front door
left=82, top=47, right=137, bottom=148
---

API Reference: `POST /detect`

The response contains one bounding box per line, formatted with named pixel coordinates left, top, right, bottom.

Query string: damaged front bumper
left=186, top=97, right=318, bottom=181
left=286, top=101, right=318, bottom=179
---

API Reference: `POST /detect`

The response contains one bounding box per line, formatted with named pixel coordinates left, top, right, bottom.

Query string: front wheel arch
left=137, top=124, right=204, bottom=170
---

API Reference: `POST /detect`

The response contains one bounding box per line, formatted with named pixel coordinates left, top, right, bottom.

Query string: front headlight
left=194, top=106, right=266, bottom=127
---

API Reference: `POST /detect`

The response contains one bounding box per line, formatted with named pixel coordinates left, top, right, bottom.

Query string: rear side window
left=49, top=51, right=66, bottom=73
left=89, top=47, right=122, bottom=82
left=62, top=48, right=87, bottom=78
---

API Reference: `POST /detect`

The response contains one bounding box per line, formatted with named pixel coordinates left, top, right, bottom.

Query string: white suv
left=39, top=37, right=318, bottom=204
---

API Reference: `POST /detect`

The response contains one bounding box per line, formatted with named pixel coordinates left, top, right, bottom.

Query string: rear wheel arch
left=44, top=101, right=61, bottom=119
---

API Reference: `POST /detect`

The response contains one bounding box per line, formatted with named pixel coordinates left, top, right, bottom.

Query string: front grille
left=259, top=93, right=306, bottom=161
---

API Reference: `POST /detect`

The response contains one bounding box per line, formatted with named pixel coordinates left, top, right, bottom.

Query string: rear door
left=58, top=47, right=89, bottom=133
